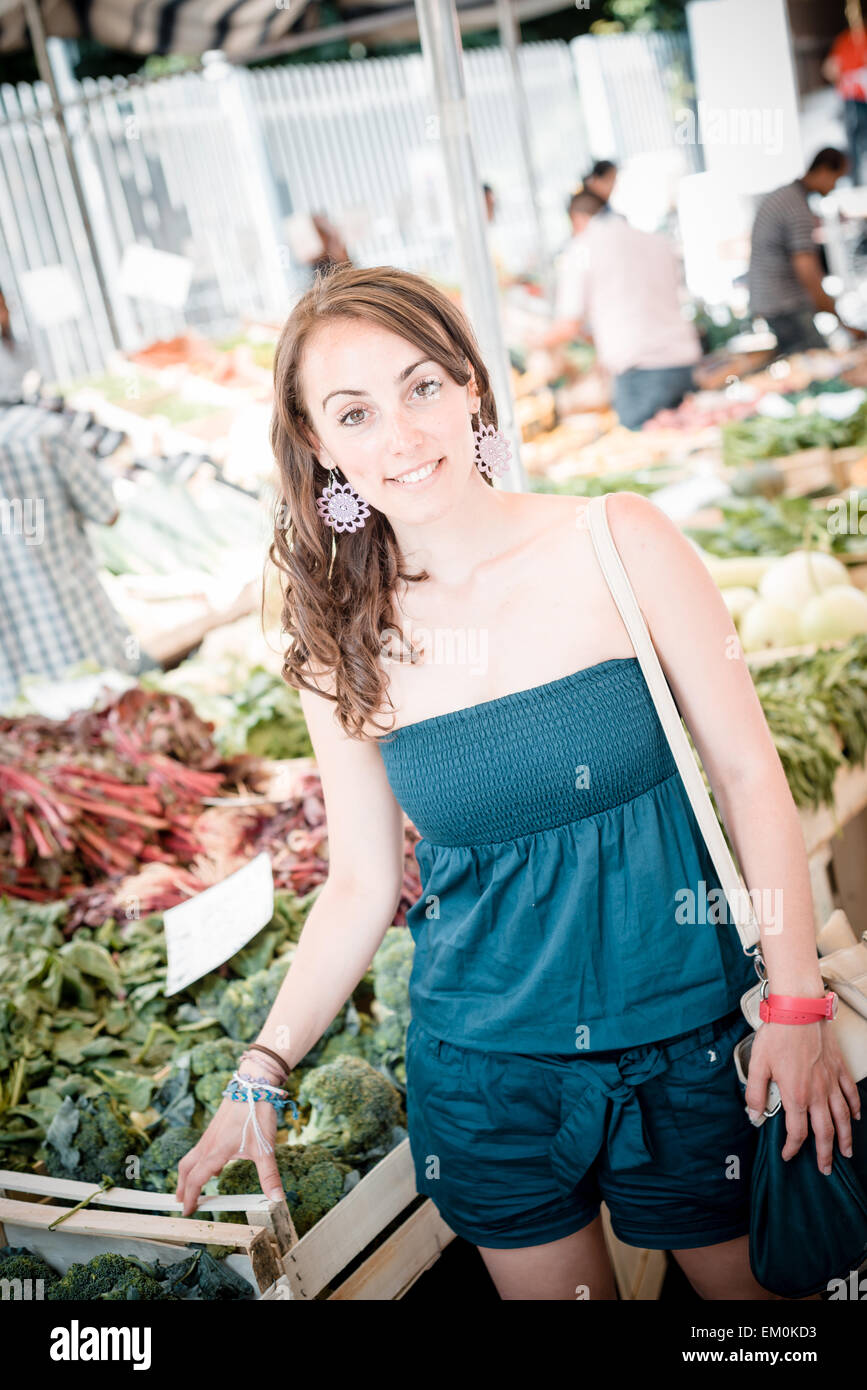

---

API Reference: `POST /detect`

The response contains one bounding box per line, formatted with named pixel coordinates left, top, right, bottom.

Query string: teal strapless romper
left=376, top=656, right=759, bottom=1250
left=377, top=656, right=756, bottom=1054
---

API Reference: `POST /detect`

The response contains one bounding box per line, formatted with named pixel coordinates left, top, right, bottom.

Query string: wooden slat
left=328, top=1200, right=455, bottom=1300
left=800, top=761, right=867, bottom=857
left=600, top=1202, right=663, bottom=1302
left=281, top=1139, right=418, bottom=1299
left=0, top=1170, right=273, bottom=1215
left=0, top=1196, right=260, bottom=1251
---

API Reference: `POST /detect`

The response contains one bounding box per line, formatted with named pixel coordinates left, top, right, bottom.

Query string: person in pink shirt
left=539, top=190, right=702, bottom=429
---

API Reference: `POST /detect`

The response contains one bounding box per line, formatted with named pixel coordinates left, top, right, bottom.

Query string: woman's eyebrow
left=321, top=358, right=434, bottom=410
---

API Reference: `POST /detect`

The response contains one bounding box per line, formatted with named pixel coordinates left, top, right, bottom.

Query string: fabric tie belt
left=547, top=1015, right=726, bottom=1194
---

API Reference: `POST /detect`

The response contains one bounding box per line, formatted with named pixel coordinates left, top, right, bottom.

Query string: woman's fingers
left=807, top=1100, right=836, bottom=1173
left=744, top=1048, right=772, bottom=1121
left=255, top=1154, right=285, bottom=1204
left=835, top=1059, right=862, bottom=1125
left=826, top=1083, right=854, bottom=1159
left=780, top=1094, right=810, bottom=1161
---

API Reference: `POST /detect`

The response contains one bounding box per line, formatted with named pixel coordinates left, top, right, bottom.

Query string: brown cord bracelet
left=246, top=1043, right=291, bottom=1078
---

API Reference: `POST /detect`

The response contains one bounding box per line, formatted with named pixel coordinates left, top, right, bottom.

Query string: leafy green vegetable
left=217, top=1142, right=352, bottom=1237
left=290, top=1055, right=405, bottom=1165
left=42, top=1093, right=146, bottom=1185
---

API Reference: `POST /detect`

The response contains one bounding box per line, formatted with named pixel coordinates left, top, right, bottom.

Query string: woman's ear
left=466, top=367, right=482, bottom=416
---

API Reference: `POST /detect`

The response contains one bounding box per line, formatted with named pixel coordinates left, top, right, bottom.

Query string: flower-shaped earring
left=316, top=468, right=371, bottom=533
left=473, top=420, right=512, bottom=479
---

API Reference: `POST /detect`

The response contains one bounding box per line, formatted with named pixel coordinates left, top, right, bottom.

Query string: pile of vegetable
left=685, top=493, right=867, bottom=560
left=0, top=689, right=227, bottom=902
left=750, top=636, right=867, bottom=807
left=91, top=472, right=266, bottom=580
left=0, top=1245, right=253, bottom=1300
left=698, top=549, right=867, bottom=652
left=0, top=891, right=413, bottom=1182
left=721, top=398, right=867, bottom=467
left=141, top=664, right=314, bottom=762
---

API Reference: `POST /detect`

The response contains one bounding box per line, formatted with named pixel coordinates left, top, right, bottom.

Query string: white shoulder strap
left=586, top=493, right=761, bottom=954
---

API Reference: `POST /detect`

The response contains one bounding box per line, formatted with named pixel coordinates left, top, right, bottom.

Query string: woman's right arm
left=175, top=670, right=407, bottom=1214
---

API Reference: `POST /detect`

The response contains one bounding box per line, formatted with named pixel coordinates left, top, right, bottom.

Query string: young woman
left=176, top=264, right=858, bottom=1301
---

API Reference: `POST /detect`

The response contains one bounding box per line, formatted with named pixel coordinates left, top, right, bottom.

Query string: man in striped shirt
left=747, top=147, right=863, bottom=355
left=0, top=404, right=139, bottom=708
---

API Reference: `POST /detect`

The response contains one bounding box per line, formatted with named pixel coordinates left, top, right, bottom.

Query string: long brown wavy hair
left=267, top=263, right=500, bottom=741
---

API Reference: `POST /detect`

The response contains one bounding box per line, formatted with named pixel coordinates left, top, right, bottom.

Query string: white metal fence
left=0, top=32, right=697, bottom=386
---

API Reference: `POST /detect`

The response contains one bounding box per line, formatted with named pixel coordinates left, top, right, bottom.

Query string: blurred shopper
left=0, top=288, right=36, bottom=403
left=582, top=159, right=618, bottom=211
left=0, top=421, right=137, bottom=707
left=482, top=181, right=513, bottom=288
left=537, top=190, right=700, bottom=429
left=747, top=148, right=864, bottom=355
left=822, top=4, right=867, bottom=185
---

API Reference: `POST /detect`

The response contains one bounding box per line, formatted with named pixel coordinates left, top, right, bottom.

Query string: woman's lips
left=385, top=457, right=445, bottom=489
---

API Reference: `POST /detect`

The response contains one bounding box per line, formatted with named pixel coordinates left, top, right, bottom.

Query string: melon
left=739, top=599, right=803, bottom=652
left=721, top=586, right=759, bottom=623
left=758, top=550, right=850, bottom=609
left=800, top=586, right=867, bottom=643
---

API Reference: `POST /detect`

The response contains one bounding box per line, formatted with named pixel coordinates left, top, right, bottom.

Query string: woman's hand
left=745, top=1020, right=862, bottom=1172
left=175, top=1096, right=283, bottom=1218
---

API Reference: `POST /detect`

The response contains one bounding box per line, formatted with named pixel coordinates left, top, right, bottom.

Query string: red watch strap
left=759, top=991, right=836, bottom=1024
left=768, top=993, right=833, bottom=1015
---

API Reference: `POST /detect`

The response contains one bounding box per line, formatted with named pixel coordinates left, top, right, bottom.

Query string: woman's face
left=300, top=317, right=482, bottom=520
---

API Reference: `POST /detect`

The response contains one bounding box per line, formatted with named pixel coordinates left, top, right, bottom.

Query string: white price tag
left=163, top=852, right=274, bottom=996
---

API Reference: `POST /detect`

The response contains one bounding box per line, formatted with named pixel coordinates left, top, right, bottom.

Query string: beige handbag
left=586, top=491, right=867, bottom=1119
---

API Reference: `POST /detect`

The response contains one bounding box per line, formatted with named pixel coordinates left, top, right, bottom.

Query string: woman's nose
left=386, top=410, right=425, bottom=454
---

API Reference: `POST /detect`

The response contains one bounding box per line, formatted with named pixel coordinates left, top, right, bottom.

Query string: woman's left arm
left=606, top=492, right=861, bottom=1173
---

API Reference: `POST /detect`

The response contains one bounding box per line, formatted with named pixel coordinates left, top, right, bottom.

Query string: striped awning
left=0, top=0, right=315, bottom=58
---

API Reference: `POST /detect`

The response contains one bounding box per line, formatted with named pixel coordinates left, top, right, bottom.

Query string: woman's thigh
left=476, top=1213, right=618, bottom=1301
left=670, top=1235, right=821, bottom=1302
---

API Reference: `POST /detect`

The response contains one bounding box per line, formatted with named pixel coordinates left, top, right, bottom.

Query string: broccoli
left=364, top=928, right=413, bottom=1086
left=47, top=1253, right=173, bottom=1301
left=316, top=1029, right=370, bottom=1066
left=139, top=1125, right=202, bottom=1192
left=194, top=1071, right=234, bottom=1115
left=0, top=1245, right=60, bottom=1291
left=42, top=1094, right=146, bottom=1185
left=217, top=1142, right=351, bottom=1237
left=372, top=927, right=414, bottom=1019
left=190, top=1037, right=241, bottom=1077
left=290, top=1055, right=404, bottom=1163
left=215, top=959, right=289, bottom=1043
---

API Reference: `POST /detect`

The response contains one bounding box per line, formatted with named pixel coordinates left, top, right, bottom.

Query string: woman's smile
left=384, top=457, right=445, bottom=489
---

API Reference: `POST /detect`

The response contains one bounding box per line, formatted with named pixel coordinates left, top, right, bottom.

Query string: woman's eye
left=414, top=376, right=442, bottom=399
left=338, top=406, right=368, bottom=426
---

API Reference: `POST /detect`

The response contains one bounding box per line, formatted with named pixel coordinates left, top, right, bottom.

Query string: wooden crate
left=0, top=1170, right=291, bottom=1297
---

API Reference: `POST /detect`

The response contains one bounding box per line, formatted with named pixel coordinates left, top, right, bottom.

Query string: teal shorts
left=405, top=1006, right=757, bottom=1250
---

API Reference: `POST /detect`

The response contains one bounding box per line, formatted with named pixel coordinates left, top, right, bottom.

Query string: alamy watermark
left=0, top=496, right=43, bottom=545
left=675, top=102, right=784, bottom=157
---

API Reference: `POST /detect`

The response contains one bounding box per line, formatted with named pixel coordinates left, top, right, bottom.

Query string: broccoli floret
left=290, top=1055, right=404, bottom=1163
left=190, top=1038, right=241, bottom=1077
left=138, top=1125, right=202, bottom=1192
left=216, top=959, right=288, bottom=1043
left=217, top=1142, right=351, bottom=1236
left=194, top=1071, right=234, bottom=1115
left=42, top=1094, right=146, bottom=1185
left=0, top=1245, right=60, bottom=1290
left=372, top=927, right=413, bottom=1021
left=316, top=1029, right=370, bottom=1065
left=47, top=1253, right=172, bottom=1301
left=363, top=927, right=413, bottom=1086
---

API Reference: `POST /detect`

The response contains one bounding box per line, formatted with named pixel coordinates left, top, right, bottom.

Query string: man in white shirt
left=538, top=190, right=702, bottom=429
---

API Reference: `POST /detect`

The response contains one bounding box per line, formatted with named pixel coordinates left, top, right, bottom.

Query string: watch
left=758, top=987, right=838, bottom=1025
